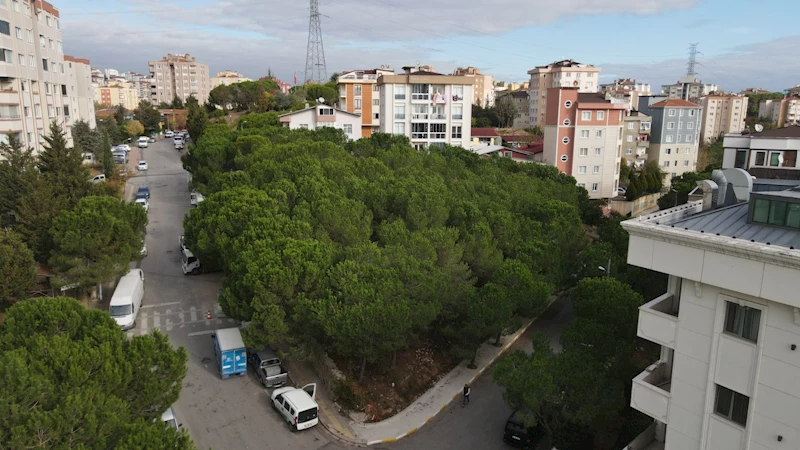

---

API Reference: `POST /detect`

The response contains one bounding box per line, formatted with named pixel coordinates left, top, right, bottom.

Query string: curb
left=364, top=318, right=535, bottom=446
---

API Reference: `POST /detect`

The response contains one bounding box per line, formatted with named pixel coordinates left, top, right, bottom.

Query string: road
left=383, top=295, right=574, bottom=450
left=126, top=138, right=349, bottom=450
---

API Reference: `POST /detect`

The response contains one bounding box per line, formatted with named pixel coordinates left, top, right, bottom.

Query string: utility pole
left=304, top=0, right=327, bottom=84
left=687, top=43, right=699, bottom=77
left=606, top=258, right=611, bottom=279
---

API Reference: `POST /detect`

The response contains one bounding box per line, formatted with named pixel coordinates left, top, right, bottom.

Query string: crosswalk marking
left=153, top=311, right=161, bottom=328
left=141, top=301, right=181, bottom=309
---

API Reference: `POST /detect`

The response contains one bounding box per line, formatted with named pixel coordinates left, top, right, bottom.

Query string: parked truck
left=211, top=328, right=248, bottom=379
left=247, top=347, right=289, bottom=388
left=190, top=191, right=204, bottom=207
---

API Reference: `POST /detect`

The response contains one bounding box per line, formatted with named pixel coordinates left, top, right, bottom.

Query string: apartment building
left=63, top=55, right=94, bottom=128
left=377, top=66, right=474, bottom=149
left=622, top=111, right=652, bottom=169
left=738, top=88, right=771, bottom=96
left=662, top=75, right=717, bottom=102
left=453, top=66, right=494, bottom=107
left=601, top=78, right=652, bottom=112
left=498, top=89, right=529, bottom=129
left=210, top=70, right=251, bottom=88
left=336, top=68, right=394, bottom=138
left=759, top=96, right=800, bottom=128
left=527, top=59, right=601, bottom=127
left=638, top=97, right=704, bottom=181
left=278, top=104, right=361, bottom=140
left=542, top=88, right=624, bottom=199
left=95, top=80, right=139, bottom=110
left=723, top=125, right=800, bottom=180
left=0, top=0, right=95, bottom=154
left=623, top=168, right=800, bottom=450
left=149, top=53, right=210, bottom=105
left=700, top=93, right=748, bottom=143
left=788, top=85, right=800, bottom=97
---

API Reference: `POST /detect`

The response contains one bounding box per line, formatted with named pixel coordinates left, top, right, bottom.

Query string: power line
left=304, top=0, right=327, bottom=84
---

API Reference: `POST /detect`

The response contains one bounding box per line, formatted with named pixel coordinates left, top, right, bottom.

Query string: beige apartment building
left=95, top=80, right=140, bottom=110
left=601, top=78, right=652, bottom=112
left=149, top=53, right=210, bottom=105
left=453, top=66, right=493, bottom=107
left=528, top=59, right=601, bottom=127
left=0, top=0, right=95, bottom=155
left=621, top=111, right=651, bottom=169
left=210, top=69, right=251, bottom=88
left=336, top=68, right=394, bottom=138
left=759, top=96, right=800, bottom=128
left=700, top=93, right=748, bottom=143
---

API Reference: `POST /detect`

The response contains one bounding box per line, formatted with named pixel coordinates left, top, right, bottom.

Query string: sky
left=59, top=0, right=800, bottom=93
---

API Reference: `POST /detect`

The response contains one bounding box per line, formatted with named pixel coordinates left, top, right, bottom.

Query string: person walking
left=462, top=383, right=471, bottom=407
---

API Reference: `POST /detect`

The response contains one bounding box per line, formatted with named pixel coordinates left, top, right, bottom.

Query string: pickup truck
left=247, top=347, right=289, bottom=388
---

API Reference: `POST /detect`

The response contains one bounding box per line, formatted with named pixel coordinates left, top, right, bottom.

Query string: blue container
left=212, top=328, right=248, bottom=379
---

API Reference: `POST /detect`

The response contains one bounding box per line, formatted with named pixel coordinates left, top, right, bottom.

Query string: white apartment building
left=210, top=69, right=251, bottom=88
left=336, top=68, right=394, bottom=138
left=0, top=0, right=94, bottom=155
left=700, top=93, right=748, bottom=143
left=377, top=66, right=474, bottom=150
left=760, top=97, right=800, bottom=128
left=278, top=104, right=361, bottom=140
left=623, top=168, right=800, bottom=450
left=148, top=53, right=210, bottom=105
left=453, top=66, right=494, bottom=107
left=527, top=59, right=601, bottom=127
left=64, top=55, right=94, bottom=128
left=662, top=75, right=718, bottom=102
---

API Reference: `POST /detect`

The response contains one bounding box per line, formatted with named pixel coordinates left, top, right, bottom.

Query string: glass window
left=596, top=111, right=604, bottom=120
left=354, top=99, right=361, bottom=110
left=595, top=130, right=602, bottom=137
left=394, top=105, right=405, bottom=119
left=768, top=201, right=788, bottom=227
left=593, top=166, right=600, bottom=174
left=452, top=105, right=463, bottom=120
left=393, top=85, right=406, bottom=100
left=580, top=130, right=589, bottom=138
left=342, top=124, right=352, bottom=134
left=581, top=111, right=591, bottom=121
left=591, top=183, right=598, bottom=192
left=393, top=122, right=405, bottom=134
left=724, top=301, right=760, bottom=343
left=353, top=85, right=362, bottom=96
left=786, top=203, right=800, bottom=229
left=578, top=166, right=586, bottom=174
left=714, top=385, right=749, bottom=426
left=0, top=20, right=9, bottom=36
left=752, top=199, right=769, bottom=223
left=579, top=148, right=588, bottom=156
left=755, top=152, right=766, bottom=166
left=594, top=148, right=601, bottom=156
left=770, top=152, right=780, bottom=167
left=734, top=150, right=747, bottom=169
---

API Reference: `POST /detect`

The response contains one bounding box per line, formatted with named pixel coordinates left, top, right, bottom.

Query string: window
left=594, top=148, right=601, bottom=156
left=452, top=85, right=463, bottom=100
left=0, top=20, right=8, bottom=36
left=677, top=135, right=682, bottom=143
left=666, top=135, right=673, bottom=143
left=354, top=99, right=361, bottom=110
left=581, top=111, right=591, bottom=121
left=593, top=166, right=600, bottom=174
left=24, top=106, right=30, bottom=117
left=373, top=98, right=379, bottom=106
left=591, top=183, right=598, bottom=192
left=596, top=111, right=604, bottom=120
left=724, top=301, right=761, bottom=342
left=626, top=135, right=633, bottom=142
left=49, top=39, right=53, bottom=50
left=21, top=80, right=27, bottom=91
left=560, top=154, right=568, bottom=162
left=579, top=148, right=588, bottom=156
left=34, top=104, right=40, bottom=117
left=0, top=48, right=10, bottom=63
left=714, top=385, right=749, bottom=426
left=26, top=132, right=32, bottom=142
left=61, top=84, right=66, bottom=95
left=628, top=122, right=635, bottom=130
left=393, top=122, right=405, bottom=135
left=47, top=106, right=53, bottom=116
left=452, top=126, right=462, bottom=139
left=41, top=59, right=48, bottom=71
left=14, top=27, right=21, bottom=39
left=373, top=84, right=379, bottom=92
left=580, top=130, right=589, bottom=138
left=663, top=161, right=670, bottom=168
left=394, top=85, right=406, bottom=100
left=44, top=83, right=49, bottom=94
left=17, top=53, right=23, bottom=65
left=563, top=119, right=570, bottom=126
left=678, top=122, right=683, bottom=129
left=39, top=34, right=45, bottom=47
left=770, top=152, right=780, bottom=167
left=394, top=105, right=405, bottom=119
left=576, top=183, right=585, bottom=188
left=668, top=109, right=676, bottom=116
left=685, top=148, right=690, bottom=155
left=318, top=107, right=333, bottom=115
left=689, top=109, right=696, bottom=116
left=353, top=85, right=362, bottom=96
left=342, top=124, right=352, bottom=134
left=595, top=130, right=602, bottom=138
left=26, top=29, right=32, bottom=42
left=12, top=0, right=18, bottom=12
left=63, top=106, right=69, bottom=117
left=667, top=122, right=675, bottom=130
left=452, top=105, right=463, bottom=120
left=46, top=16, right=51, bottom=27
left=298, top=124, right=309, bottom=129
left=685, top=134, right=693, bottom=143
left=578, top=166, right=587, bottom=174
left=561, top=136, right=570, bottom=144
left=564, top=100, right=572, bottom=108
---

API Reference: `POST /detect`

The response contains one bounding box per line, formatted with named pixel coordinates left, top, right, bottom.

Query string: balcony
left=394, top=114, right=405, bottom=120
left=411, top=93, right=430, bottom=101
left=430, top=132, right=446, bottom=139
left=623, top=422, right=665, bottom=450
left=411, top=113, right=429, bottom=120
left=411, top=132, right=428, bottom=140
left=637, top=293, right=678, bottom=349
left=430, top=113, right=446, bottom=120
left=631, top=361, right=672, bottom=424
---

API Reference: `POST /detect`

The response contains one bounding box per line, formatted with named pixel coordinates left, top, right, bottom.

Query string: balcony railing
left=411, top=93, right=429, bottom=101
left=0, top=114, right=21, bottom=120
left=430, top=132, right=446, bottom=139
left=637, top=293, right=678, bottom=349
left=394, top=114, right=405, bottom=119
left=411, top=114, right=428, bottom=120
left=431, top=113, right=446, bottom=120
left=411, top=132, right=428, bottom=139
left=631, top=361, right=672, bottom=424
left=340, top=74, right=378, bottom=80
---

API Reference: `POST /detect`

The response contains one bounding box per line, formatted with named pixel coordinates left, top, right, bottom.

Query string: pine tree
left=37, top=121, right=90, bottom=207
left=101, top=129, right=114, bottom=177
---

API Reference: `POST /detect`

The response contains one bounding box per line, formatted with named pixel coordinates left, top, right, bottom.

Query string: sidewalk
left=289, top=317, right=535, bottom=446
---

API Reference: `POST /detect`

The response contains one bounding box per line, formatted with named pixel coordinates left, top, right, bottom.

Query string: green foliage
left=624, top=161, right=663, bottom=201
left=124, top=119, right=145, bottom=138
left=97, top=116, right=121, bottom=144
left=208, top=79, right=282, bottom=111
left=187, top=98, right=209, bottom=141
left=657, top=171, right=711, bottom=210
left=48, top=196, right=147, bottom=289
left=524, top=126, right=543, bottom=137
left=38, top=121, right=91, bottom=206
left=0, top=134, right=38, bottom=227
left=171, top=95, right=184, bottom=109
left=101, top=130, right=115, bottom=177
left=0, top=230, right=37, bottom=308
left=472, top=104, right=500, bottom=127
left=114, top=106, right=126, bottom=125
left=0, top=297, right=192, bottom=450
left=576, top=186, right=603, bottom=226
left=304, top=83, right=338, bottom=106
left=744, top=92, right=784, bottom=118
left=495, top=95, right=518, bottom=128
left=72, top=120, right=99, bottom=155
left=700, top=139, right=724, bottom=172
left=134, top=100, right=162, bottom=133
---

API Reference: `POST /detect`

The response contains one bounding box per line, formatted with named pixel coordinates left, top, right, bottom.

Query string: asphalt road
left=126, top=138, right=349, bottom=450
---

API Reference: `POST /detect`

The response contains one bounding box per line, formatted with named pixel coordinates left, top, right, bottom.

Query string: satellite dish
left=754, top=124, right=764, bottom=132
left=380, top=65, right=384, bottom=69
left=317, top=97, right=325, bottom=103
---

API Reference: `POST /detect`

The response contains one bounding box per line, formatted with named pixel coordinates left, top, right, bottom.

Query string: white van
left=109, top=269, right=145, bottom=331
left=271, top=384, right=319, bottom=431
left=137, top=136, right=149, bottom=148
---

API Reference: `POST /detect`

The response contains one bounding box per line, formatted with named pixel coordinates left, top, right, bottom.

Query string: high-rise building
left=336, top=68, right=394, bottom=138
left=148, top=53, right=210, bottom=105
left=453, top=66, right=494, bottom=107
left=638, top=97, right=704, bottom=182
left=623, top=168, right=800, bottom=450
left=210, top=70, right=251, bottom=88
left=661, top=75, right=717, bottom=102
left=621, top=111, right=652, bottom=169
left=0, top=0, right=94, bottom=154
left=601, top=78, right=652, bottom=112
left=527, top=60, right=601, bottom=127
left=699, top=93, right=748, bottom=143
left=63, top=55, right=95, bottom=129
left=377, top=65, right=474, bottom=149
left=542, top=88, right=625, bottom=199
left=95, top=80, right=140, bottom=110
left=760, top=96, right=800, bottom=128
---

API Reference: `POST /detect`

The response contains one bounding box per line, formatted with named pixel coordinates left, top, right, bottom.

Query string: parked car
left=247, top=347, right=289, bottom=388
left=141, top=241, right=148, bottom=257
left=91, top=174, right=106, bottom=183
left=160, top=406, right=181, bottom=429
left=136, top=185, right=150, bottom=199
left=164, top=130, right=174, bottom=138
left=148, top=137, right=156, bottom=143
left=271, top=384, right=319, bottom=431
left=503, top=411, right=545, bottom=449
left=179, top=234, right=186, bottom=253
left=117, top=144, right=131, bottom=152
left=137, top=136, right=149, bottom=148
left=109, top=269, right=145, bottom=331
left=135, top=197, right=149, bottom=212
left=137, top=161, right=148, bottom=171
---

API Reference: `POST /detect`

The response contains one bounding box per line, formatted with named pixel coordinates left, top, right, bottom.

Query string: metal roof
left=215, top=328, right=245, bottom=351
left=669, top=203, right=800, bottom=249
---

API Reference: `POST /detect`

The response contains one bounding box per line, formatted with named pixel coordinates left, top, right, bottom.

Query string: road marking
left=140, top=316, right=148, bottom=330
left=190, top=307, right=198, bottom=322
left=153, top=311, right=161, bottom=328
left=141, top=301, right=181, bottom=309
left=187, top=330, right=217, bottom=337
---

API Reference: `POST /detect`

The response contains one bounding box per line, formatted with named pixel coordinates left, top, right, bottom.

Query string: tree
left=305, top=83, right=337, bottom=106
left=124, top=119, right=145, bottom=138
left=0, top=134, right=38, bottom=226
left=0, top=230, right=37, bottom=308
left=37, top=121, right=91, bottom=207
left=171, top=95, right=184, bottom=109
left=114, top=106, right=127, bottom=125
left=209, top=84, right=232, bottom=109
left=15, top=178, right=65, bottom=261
left=576, top=186, right=602, bottom=226
left=158, top=101, right=171, bottom=109
left=48, top=196, right=147, bottom=290
left=495, top=95, right=518, bottom=128
left=97, top=116, right=121, bottom=144
left=0, top=297, right=193, bottom=450
left=72, top=119, right=99, bottom=156
left=657, top=171, right=711, bottom=210
left=187, top=98, right=209, bottom=141
left=134, top=100, right=161, bottom=133
left=101, top=129, right=115, bottom=177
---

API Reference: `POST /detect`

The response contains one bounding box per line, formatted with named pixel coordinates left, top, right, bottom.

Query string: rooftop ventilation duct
left=696, top=179, right=719, bottom=211
left=711, top=170, right=729, bottom=208
left=721, top=168, right=753, bottom=203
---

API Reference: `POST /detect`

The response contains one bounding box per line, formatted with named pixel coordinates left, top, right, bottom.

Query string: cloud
left=61, top=0, right=697, bottom=82
left=599, top=36, right=800, bottom=93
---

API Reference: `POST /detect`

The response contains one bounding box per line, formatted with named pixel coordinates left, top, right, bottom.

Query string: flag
left=293, top=72, right=296, bottom=85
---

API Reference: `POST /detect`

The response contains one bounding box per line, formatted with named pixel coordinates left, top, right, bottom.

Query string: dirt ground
left=330, top=339, right=457, bottom=422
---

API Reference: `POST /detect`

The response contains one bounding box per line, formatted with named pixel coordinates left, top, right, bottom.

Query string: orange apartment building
left=542, top=88, right=625, bottom=199
left=336, top=68, right=394, bottom=137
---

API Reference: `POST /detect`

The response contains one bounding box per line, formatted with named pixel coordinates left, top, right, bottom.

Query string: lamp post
left=598, top=258, right=611, bottom=279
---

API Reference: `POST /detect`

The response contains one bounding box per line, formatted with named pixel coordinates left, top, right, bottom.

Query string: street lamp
left=598, top=258, right=612, bottom=279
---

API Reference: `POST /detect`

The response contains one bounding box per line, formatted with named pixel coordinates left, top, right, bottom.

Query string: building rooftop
left=471, top=128, right=500, bottom=137
left=748, top=125, right=800, bottom=138
left=578, top=92, right=613, bottom=104
left=649, top=98, right=702, bottom=108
